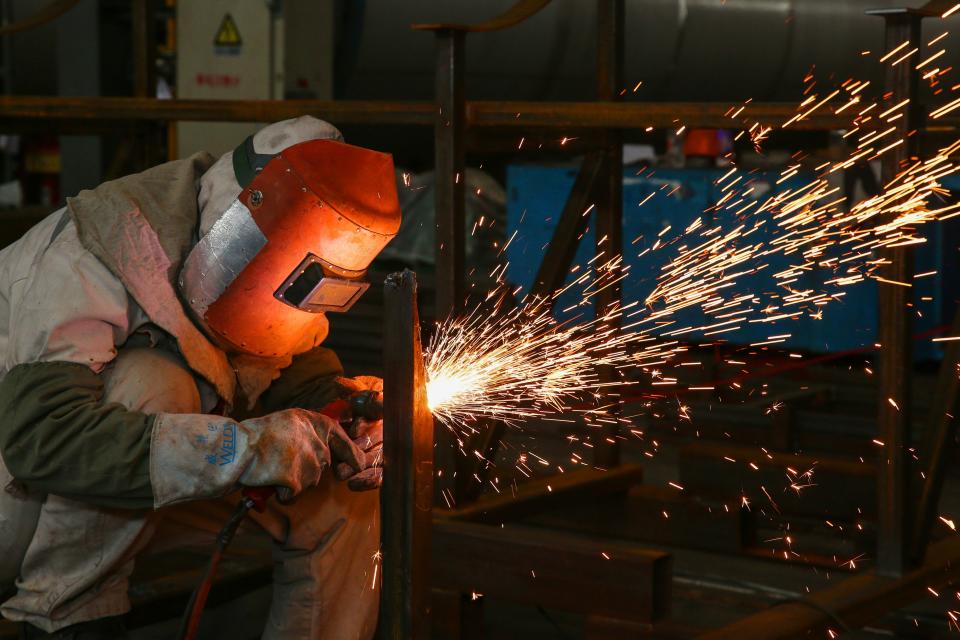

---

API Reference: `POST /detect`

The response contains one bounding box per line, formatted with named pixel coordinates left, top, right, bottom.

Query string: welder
left=0, top=116, right=400, bottom=639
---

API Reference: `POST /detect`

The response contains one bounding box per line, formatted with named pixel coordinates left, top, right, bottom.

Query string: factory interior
left=7, top=0, right=960, bottom=638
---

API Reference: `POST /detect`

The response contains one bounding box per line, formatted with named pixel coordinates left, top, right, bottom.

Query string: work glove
left=149, top=408, right=365, bottom=508
left=334, top=376, right=384, bottom=492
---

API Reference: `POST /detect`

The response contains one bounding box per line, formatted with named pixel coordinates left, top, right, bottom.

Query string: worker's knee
left=101, top=347, right=201, bottom=414
left=259, top=474, right=380, bottom=552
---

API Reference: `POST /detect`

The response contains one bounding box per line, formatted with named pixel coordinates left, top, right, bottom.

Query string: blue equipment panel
left=506, top=164, right=957, bottom=359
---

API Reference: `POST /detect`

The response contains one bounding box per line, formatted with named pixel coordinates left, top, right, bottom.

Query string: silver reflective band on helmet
left=275, top=253, right=370, bottom=313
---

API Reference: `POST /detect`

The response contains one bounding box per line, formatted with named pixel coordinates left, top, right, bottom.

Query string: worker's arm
left=257, top=346, right=345, bottom=413
left=0, top=359, right=367, bottom=508
left=0, top=361, right=155, bottom=508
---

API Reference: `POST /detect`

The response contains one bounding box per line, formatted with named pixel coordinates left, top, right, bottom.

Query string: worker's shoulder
left=0, top=207, right=72, bottom=269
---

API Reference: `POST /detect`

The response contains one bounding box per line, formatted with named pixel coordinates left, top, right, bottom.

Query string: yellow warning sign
left=213, top=13, right=242, bottom=54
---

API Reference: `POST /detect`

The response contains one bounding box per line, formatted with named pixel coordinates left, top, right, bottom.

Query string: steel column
left=433, top=29, right=466, bottom=319
left=131, top=0, right=159, bottom=169
left=430, top=28, right=467, bottom=507
left=591, top=0, right=625, bottom=468
left=910, top=307, right=960, bottom=562
left=869, top=8, right=922, bottom=577
left=381, top=270, right=434, bottom=639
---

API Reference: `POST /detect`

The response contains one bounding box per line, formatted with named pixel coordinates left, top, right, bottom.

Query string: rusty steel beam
left=0, top=96, right=867, bottom=131
left=0, top=96, right=437, bottom=127
left=869, top=7, right=923, bottom=578
left=910, top=306, right=960, bottom=563
left=412, top=0, right=552, bottom=33
left=131, top=0, right=156, bottom=100
left=679, top=441, right=876, bottom=520
left=466, top=101, right=854, bottom=130
left=432, top=31, right=467, bottom=320
left=428, top=27, right=467, bottom=508
left=433, top=519, right=672, bottom=624
left=697, top=534, right=960, bottom=640
left=591, top=0, right=625, bottom=469
left=530, top=151, right=604, bottom=301
left=444, top=464, right=644, bottom=524
left=381, top=270, right=434, bottom=640
left=131, top=0, right=160, bottom=169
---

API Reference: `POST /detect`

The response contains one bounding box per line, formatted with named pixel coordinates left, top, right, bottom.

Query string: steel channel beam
left=679, top=441, right=876, bottom=520
left=0, top=97, right=866, bottom=130
left=444, top=464, right=644, bottom=524
left=870, top=8, right=923, bottom=578
left=697, top=534, right=960, bottom=640
left=432, top=519, right=672, bottom=624
left=381, top=270, right=434, bottom=640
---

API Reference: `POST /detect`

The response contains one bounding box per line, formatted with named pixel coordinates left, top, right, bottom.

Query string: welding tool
left=177, top=390, right=383, bottom=640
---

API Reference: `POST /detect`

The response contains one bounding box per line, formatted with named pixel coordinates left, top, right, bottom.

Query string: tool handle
left=241, top=486, right=274, bottom=512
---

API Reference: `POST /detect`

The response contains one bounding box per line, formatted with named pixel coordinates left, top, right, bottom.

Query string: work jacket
left=0, top=155, right=342, bottom=586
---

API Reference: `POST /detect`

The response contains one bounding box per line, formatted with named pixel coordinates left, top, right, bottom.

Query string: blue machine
left=506, top=164, right=960, bottom=359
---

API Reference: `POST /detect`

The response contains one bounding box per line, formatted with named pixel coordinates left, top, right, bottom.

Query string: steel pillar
left=868, top=7, right=923, bottom=577
left=381, top=270, right=434, bottom=639
left=591, top=0, right=625, bottom=468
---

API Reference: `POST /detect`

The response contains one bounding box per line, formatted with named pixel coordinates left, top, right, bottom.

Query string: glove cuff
left=149, top=413, right=252, bottom=508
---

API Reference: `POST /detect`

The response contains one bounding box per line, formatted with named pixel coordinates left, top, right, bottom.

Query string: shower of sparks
left=420, top=34, right=960, bottom=632
left=424, top=255, right=664, bottom=433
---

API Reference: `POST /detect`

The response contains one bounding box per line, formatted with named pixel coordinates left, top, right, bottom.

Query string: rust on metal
left=381, top=270, right=434, bottom=639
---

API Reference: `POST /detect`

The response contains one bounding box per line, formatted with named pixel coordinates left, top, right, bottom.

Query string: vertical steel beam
left=131, top=0, right=158, bottom=169
left=433, top=29, right=467, bottom=319
left=381, top=270, right=434, bottom=639
left=432, top=29, right=466, bottom=505
left=911, top=307, right=960, bottom=563
left=132, top=0, right=156, bottom=99
left=868, top=8, right=923, bottom=577
left=592, top=0, right=625, bottom=468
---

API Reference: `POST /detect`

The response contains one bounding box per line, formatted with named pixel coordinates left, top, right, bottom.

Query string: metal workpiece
left=381, top=270, right=434, bottom=640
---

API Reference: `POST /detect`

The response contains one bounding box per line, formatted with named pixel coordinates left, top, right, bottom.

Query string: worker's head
left=180, top=116, right=402, bottom=358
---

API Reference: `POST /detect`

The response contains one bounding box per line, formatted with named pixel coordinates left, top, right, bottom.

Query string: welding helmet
left=180, top=119, right=401, bottom=357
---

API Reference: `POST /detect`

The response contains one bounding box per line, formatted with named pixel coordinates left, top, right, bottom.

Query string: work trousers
left=1, top=347, right=380, bottom=639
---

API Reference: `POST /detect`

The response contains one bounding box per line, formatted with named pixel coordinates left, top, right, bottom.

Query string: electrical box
left=175, top=0, right=334, bottom=159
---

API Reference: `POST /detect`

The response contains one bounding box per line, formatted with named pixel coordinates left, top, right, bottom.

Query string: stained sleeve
left=258, top=346, right=345, bottom=413
left=0, top=361, right=155, bottom=509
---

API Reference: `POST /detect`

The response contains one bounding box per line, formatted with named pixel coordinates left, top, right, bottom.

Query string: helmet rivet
left=250, top=190, right=264, bottom=207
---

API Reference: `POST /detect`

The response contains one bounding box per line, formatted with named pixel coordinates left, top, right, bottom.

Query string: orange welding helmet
left=180, top=137, right=401, bottom=357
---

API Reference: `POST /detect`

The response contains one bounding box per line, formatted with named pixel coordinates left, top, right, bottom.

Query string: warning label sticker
left=213, top=13, right=242, bottom=55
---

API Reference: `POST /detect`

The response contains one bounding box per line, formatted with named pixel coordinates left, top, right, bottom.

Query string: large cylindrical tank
left=340, top=0, right=960, bottom=102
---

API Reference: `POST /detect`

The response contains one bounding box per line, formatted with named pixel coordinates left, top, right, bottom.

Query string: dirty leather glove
left=149, top=408, right=365, bottom=507
left=340, top=417, right=383, bottom=491
left=333, top=376, right=384, bottom=491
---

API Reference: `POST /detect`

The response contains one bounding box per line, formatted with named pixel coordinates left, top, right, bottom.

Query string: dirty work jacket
left=0, top=155, right=340, bottom=585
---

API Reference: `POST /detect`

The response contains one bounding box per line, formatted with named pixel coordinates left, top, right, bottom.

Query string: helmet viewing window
left=275, top=254, right=370, bottom=313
